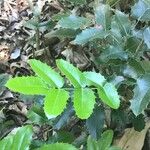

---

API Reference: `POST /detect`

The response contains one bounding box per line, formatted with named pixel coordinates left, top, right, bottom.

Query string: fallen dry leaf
left=0, top=45, right=10, bottom=63
left=116, top=120, right=150, bottom=150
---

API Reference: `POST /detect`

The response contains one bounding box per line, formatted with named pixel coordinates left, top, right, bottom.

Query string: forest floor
left=0, top=0, right=150, bottom=150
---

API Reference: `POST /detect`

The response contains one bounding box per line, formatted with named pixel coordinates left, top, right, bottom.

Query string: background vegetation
left=0, top=0, right=150, bottom=149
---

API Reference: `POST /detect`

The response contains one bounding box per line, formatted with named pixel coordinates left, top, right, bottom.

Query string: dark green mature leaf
left=56, top=59, right=86, bottom=87
left=6, top=77, right=49, bottom=95
left=74, top=88, right=96, bottom=119
left=98, top=83, right=120, bottom=109
left=27, top=105, right=47, bottom=124
left=83, top=72, right=106, bottom=87
left=132, top=114, right=145, bottom=131
left=53, top=102, right=74, bottom=130
left=125, top=37, right=141, bottom=53
left=24, top=18, right=39, bottom=30
left=72, top=27, right=108, bottom=45
left=38, top=20, right=55, bottom=32
left=86, top=105, right=105, bottom=139
left=143, top=27, right=150, bottom=49
left=106, top=0, right=119, bottom=6
left=110, top=76, right=125, bottom=88
left=112, top=10, right=131, bottom=36
left=0, top=126, right=32, bottom=150
left=131, top=0, right=150, bottom=21
left=123, top=59, right=145, bottom=79
left=0, top=74, right=9, bottom=92
left=52, top=12, right=70, bottom=21
left=99, top=45, right=128, bottom=63
left=45, top=28, right=79, bottom=39
left=28, top=59, right=64, bottom=88
left=130, top=74, right=150, bottom=116
left=110, top=20, right=122, bottom=45
left=0, top=74, right=9, bottom=87
left=44, top=89, right=69, bottom=119
left=58, top=15, right=89, bottom=30
left=111, top=109, right=128, bottom=131
left=36, top=143, right=78, bottom=150
left=140, top=61, right=150, bottom=73
left=69, top=0, right=86, bottom=5
left=95, top=4, right=111, bottom=30
left=54, top=131, right=75, bottom=144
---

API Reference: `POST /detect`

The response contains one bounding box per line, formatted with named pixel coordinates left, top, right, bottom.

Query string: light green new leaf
left=56, top=59, right=86, bottom=87
left=58, top=15, right=89, bottom=30
left=28, top=59, right=64, bottom=88
left=74, top=88, right=96, bottom=119
left=95, top=4, right=111, bottom=30
left=44, top=89, right=69, bottom=119
left=108, top=146, right=122, bottom=150
left=6, top=77, right=49, bottom=95
left=98, top=83, right=120, bottom=109
left=131, top=0, right=150, bottom=21
left=87, top=130, right=114, bottom=150
left=87, top=136, right=99, bottom=150
left=130, top=74, right=150, bottom=116
left=36, top=143, right=78, bottom=150
left=112, top=10, right=131, bottom=36
left=0, top=126, right=33, bottom=150
left=83, top=72, right=106, bottom=87
left=97, top=130, right=114, bottom=150
left=72, top=27, right=108, bottom=45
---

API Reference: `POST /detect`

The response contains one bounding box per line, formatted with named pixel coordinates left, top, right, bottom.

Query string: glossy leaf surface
left=44, top=89, right=69, bottom=119
left=29, top=59, right=64, bottom=88
left=56, top=59, right=86, bottom=87
left=6, top=77, right=49, bottom=95
left=74, top=88, right=96, bottom=119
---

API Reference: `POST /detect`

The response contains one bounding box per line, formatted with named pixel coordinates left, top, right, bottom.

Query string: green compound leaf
left=112, top=10, right=131, bottom=36
left=130, top=74, right=150, bottom=116
left=56, top=59, right=86, bottom=88
left=95, top=4, right=111, bottom=30
left=36, top=143, right=78, bottom=150
left=58, top=15, right=89, bottom=30
left=44, top=89, right=69, bottom=119
left=98, top=83, right=120, bottom=109
left=6, top=77, right=49, bottom=95
left=74, top=88, right=96, bottom=119
left=72, top=27, right=108, bottom=45
left=28, top=59, right=64, bottom=88
left=99, top=45, right=128, bottom=63
left=83, top=71, right=106, bottom=87
left=0, top=126, right=33, bottom=150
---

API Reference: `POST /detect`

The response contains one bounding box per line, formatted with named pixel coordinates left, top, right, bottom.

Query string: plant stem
left=36, top=17, right=40, bottom=51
